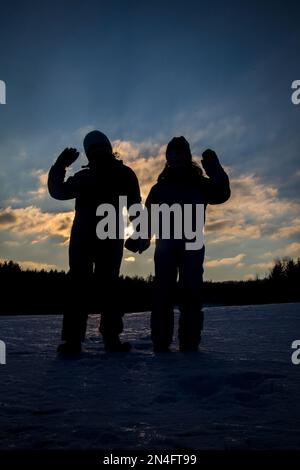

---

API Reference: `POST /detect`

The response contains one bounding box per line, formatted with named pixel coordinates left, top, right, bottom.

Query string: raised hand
left=201, top=148, right=221, bottom=176
left=55, top=148, right=80, bottom=168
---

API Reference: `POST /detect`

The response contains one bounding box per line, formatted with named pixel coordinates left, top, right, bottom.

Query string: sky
left=0, top=0, right=299, bottom=281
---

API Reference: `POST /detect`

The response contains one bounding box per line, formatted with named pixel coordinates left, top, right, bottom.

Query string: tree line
left=0, top=257, right=299, bottom=315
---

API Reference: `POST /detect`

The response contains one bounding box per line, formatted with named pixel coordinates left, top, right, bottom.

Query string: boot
left=57, top=341, right=82, bottom=357
left=179, top=343, right=200, bottom=352
left=104, top=337, right=132, bottom=352
left=153, top=344, right=171, bottom=353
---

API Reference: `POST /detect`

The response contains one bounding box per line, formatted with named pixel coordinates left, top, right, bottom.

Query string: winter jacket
left=145, top=158, right=230, bottom=240
left=48, top=159, right=141, bottom=247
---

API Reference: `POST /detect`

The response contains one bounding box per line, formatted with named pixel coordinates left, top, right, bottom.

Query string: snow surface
left=0, top=303, right=300, bottom=450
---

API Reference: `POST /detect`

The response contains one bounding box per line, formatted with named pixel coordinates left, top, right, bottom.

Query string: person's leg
left=178, top=246, right=205, bottom=351
left=151, top=241, right=178, bottom=351
left=95, top=240, right=129, bottom=351
left=59, top=239, right=93, bottom=352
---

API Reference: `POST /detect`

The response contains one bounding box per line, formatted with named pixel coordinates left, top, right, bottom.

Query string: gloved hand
left=125, top=237, right=150, bottom=254
left=138, top=238, right=151, bottom=253
left=201, top=149, right=222, bottom=177
left=55, top=148, right=80, bottom=168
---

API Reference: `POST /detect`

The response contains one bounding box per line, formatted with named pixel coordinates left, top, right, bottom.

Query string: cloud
left=205, top=253, right=245, bottom=268
left=205, top=220, right=232, bottom=232
left=204, top=173, right=300, bottom=245
left=113, top=139, right=162, bottom=161
left=250, top=262, right=274, bottom=270
left=28, top=169, right=48, bottom=199
left=257, top=243, right=300, bottom=262
left=269, top=242, right=300, bottom=258
left=124, top=256, right=136, bottom=263
left=0, top=206, right=73, bottom=242
left=283, top=243, right=300, bottom=256
left=269, top=218, right=300, bottom=239
left=114, top=140, right=166, bottom=200
left=75, top=125, right=96, bottom=140
left=0, top=211, right=16, bottom=225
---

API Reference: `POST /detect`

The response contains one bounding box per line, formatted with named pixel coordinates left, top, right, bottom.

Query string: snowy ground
left=0, top=303, right=300, bottom=451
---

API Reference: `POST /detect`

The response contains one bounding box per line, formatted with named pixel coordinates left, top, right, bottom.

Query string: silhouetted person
left=48, top=131, right=141, bottom=354
left=145, top=137, right=230, bottom=352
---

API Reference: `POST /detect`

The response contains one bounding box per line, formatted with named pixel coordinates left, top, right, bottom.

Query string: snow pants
left=62, top=238, right=124, bottom=343
left=151, top=240, right=205, bottom=349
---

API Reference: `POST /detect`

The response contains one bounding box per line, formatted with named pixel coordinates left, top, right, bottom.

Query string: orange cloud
left=204, top=173, right=300, bottom=244
left=269, top=218, right=300, bottom=239
left=115, top=140, right=166, bottom=200
left=124, top=256, right=136, bottom=263
left=205, top=253, right=245, bottom=268
left=29, top=169, right=48, bottom=199
left=250, top=261, right=274, bottom=270
left=0, top=206, right=73, bottom=243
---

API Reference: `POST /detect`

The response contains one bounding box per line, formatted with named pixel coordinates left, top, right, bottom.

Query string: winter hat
left=83, top=130, right=112, bottom=156
left=166, top=136, right=192, bottom=167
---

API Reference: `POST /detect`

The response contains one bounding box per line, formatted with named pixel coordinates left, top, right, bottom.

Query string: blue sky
left=0, top=0, right=299, bottom=280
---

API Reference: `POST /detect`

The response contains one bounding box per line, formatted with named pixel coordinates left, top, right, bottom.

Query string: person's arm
left=48, top=148, right=80, bottom=200
left=135, top=186, right=158, bottom=251
left=201, top=149, right=231, bottom=204
left=126, top=167, right=142, bottom=208
left=124, top=174, right=151, bottom=254
left=144, top=185, right=157, bottom=240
